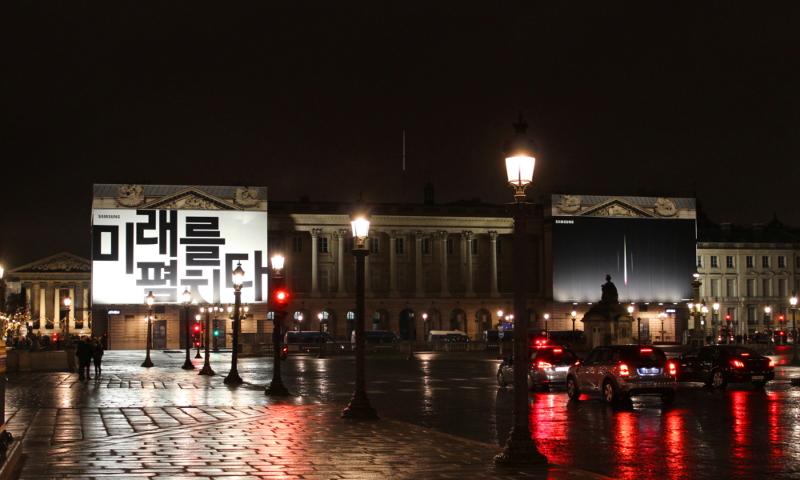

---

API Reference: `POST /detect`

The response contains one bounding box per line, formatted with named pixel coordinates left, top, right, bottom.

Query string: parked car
left=566, top=345, right=677, bottom=405
left=497, top=345, right=578, bottom=390
left=428, top=330, right=469, bottom=343
left=677, top=345, right=775, bottom=389
left=283, top=331, right=336, bottom=357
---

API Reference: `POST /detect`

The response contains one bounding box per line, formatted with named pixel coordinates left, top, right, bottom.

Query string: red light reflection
left=528, top=393, right=567, bottom=465
left=612, top=411, right=638, bottom=479
left=730, top=390, right=750, bottom=476
left=663, top=410, right=685, bottom=480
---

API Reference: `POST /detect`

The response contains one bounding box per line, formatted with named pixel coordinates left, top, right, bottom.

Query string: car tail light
left=553, top=348, right=563, bottom=354
left=640, top=348, right=653, bottom=354
left=537, top=361, right=553, bottom=370
left=731, top=359, right=745, bottom=369
left=740, top=352, right=750, bottom=357
left=618, top=363, right=630, bottom=376
left=768, top=359, right=775, bottom=368
left=667, top=361, right=677, bottom=377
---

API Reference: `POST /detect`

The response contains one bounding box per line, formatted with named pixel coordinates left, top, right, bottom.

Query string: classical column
left=389, top=231, right=399, bottom=297
left=68, top=287, right=75, bottom=331
left=24, top=284, right=32, bottom=315
left=463, top=231, right=475, bottom=297
left=38, top=283, right=46, bottom=326
left=489, top=231, right=499, bottom=298
left=438, top=231, right=450, bottom=297
left=82, top=284, right=90, bottom=325
left=336, top=229, right=347, bottom=297
left=51, top=285, right=59, bottom=328
left=415, top=231, right=424, bottom=298
left=310, top=229, right=321, bottom=297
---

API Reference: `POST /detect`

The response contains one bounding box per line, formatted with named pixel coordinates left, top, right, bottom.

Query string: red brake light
left=640, top=348, right=653, bottom=354
left=740, top=352, right=749, bottom=357
left=537, top=361, right=553, bottom=370
left=619, top=363, right=630, bottom=376
left=667, top=361, right=677, bottom=377
left=553, top=348, right=563, bottom=354
left=731, top=359, right=745, bottom=369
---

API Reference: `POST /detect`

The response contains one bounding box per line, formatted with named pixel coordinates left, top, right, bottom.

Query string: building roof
left=698, top=217, right=800, bottom=245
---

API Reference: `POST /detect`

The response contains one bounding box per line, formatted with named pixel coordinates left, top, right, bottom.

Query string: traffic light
left=193, top=323, right=202, bottom=334
left=273, top=288, right=290, bottom=308
left=779, top=314, right=785, bottom=322
left=213, top=328, right=220, bottom=337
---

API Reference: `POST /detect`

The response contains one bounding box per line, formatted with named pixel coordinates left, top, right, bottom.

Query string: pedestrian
left=92, top=338, right=104, bottom=377
left=75, top=337, right=92, bottom=380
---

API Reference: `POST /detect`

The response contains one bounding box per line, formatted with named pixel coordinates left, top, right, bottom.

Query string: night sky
left=3, top=4, right=799, bottom=268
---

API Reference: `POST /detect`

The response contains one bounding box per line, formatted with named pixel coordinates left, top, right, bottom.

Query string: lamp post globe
left=224, top=262, right=245, bottom=385
left=141, top=291, right=155, bottom=368
left=494, top=116, right=547, bottom=467
left=342, top=211, right=378, bottom=420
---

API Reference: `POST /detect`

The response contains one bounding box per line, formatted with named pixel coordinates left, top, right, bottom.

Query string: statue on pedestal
left=600, top=274, right=619, bottom=304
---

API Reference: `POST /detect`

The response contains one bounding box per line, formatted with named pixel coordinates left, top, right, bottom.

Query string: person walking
left=75, top=337, right=92, bottom=380
left=92, top=338, right=104, bottom=377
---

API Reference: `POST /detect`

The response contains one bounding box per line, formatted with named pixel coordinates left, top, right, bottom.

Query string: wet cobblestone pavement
left=6, top=350, right=800, bottom=478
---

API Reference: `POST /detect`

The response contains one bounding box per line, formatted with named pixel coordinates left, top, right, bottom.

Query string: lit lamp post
left=659, top=312, right=667, bottom=343
left=62, top=296, right=72, bottom=341
left=712, top=302, right=720, bottom=344
left=790, top=295, right=799, bottom=365
left=342, top=213, right=378, bottom=419
left=543, top=313, right=550, bottom=339
left=195, top=313, right=202, bottom=359
left=422, top=313, right=429, bottom=342
left=141, top=291, right=155, bottom=368
left=764, top=306, right=772, bottom=339
left=224, top=262, right=245, bottom=385
left=627, top=305, right=636, bottom=344
left=570, top=310, right=577, bottom=339
left=266, top=254, right=290, bottom=396
left=181, top=288, right=194, bottom=370
left=494, top=116, right=546, bottom=466
left=496, top=309, right=505, bottom=358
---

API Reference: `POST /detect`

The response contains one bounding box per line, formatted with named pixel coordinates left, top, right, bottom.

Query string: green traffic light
left=213, top=329, right=220, bottom=337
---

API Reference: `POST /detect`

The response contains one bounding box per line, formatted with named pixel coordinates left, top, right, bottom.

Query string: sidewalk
left=16, top=401, right=609, bottom=479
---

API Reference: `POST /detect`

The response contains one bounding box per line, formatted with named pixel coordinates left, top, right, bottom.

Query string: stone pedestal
left=581, top=302, right=634, bottom=348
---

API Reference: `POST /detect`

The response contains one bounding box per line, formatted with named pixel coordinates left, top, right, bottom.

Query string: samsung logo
left=98, top=214, right=120, bottom=219
left=555, top=219, right=575, bottom=224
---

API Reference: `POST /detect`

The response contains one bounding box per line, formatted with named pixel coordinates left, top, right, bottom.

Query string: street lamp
left=224, top=262, right=245, bottom=385
left=195, top=313, right=202, bottom=359
left=659, top=312, right=667, bottom=343
left=764, top=305, right=772, bottom=338
left=543, top=313, right=550, bottom=338
left=141, top=291, right=155, bottom=368
left=712, top=302, right=720, bottom=343
left=494, top=116, right=546, bottom=466
left=198, top=307, right=214, bottom=374
left=570, top=310, right=577, bottom=341
left=181, top=288, right=194, bottom=370
left=790, top=295, right=799, bottom=365
left=266, top=254, right=290, bottom=396
left=62, top=296, right=72, bottom=340
left=342, top=212, right=378, bottom=419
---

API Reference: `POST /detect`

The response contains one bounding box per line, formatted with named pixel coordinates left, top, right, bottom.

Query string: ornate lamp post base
left=181, top=359, right=194, bottom=370
left=140, top=358, right=154, bottom=368
left=341, top=392, right=378, bottom=420
left=494, top=426, right=548, bottom=467
left=223, top=371, right=243, bottom=385
left=265, top=379, right=290, bottom=396
left=198, top=364, right=215, bottom=376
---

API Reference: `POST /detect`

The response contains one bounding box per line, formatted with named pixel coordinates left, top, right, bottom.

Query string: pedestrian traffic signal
left=193, top=323, right=202, bottom=334
left=213, top=328, right=220, bottom=337
left=779, top=315, right=785, bottom=322
left=725, top=314, right=731, bottom=321
left=273, top=288, right=290, bottom=307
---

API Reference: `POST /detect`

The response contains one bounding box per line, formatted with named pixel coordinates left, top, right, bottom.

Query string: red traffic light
left=273, top=288, right=290, bottom=306
left=779, top=315, right=785, bottom=322
left=725, top=314, right=731, bottom=321
left=193, top=323, right=202, bottom=333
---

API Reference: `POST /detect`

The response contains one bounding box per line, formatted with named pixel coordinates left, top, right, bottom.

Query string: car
left=283, top=331, right=336, bottom=357
left=428, top=330, right=469, bottom=343
left=677, top=345, right=775, bottom=389
left=566, top=345, right=678, bottom=405
left=496, top=345, right=578, bottom=390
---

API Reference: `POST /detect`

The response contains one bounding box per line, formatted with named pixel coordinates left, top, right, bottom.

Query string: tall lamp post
left=627, top=305, right=636, bottom=344
left=659, top=312, right=667, bottom=343
left=194, top=313, right=202, bottom=359
left=494, top=116, right=546, bottom=466
left=198, top=307, right=215, bottom=375
left=790, top=295, right=799, bottom=365
left=224, top=262, right=245, bottom=385
left=266, top=254, right=290, bottom=396
left=543, top=313, right=550, bottom=339
left=181, top=288, right=194, bottom=370
left=62, top=296, right=72, bottom=342
left=764, top=306, right=772, bottom=339
left=342, top=213, right=378, bottom=419
left=712, top=302, right=720, bottom=344
left=141, top=291, right=155, bottom=368
left=570, top=310, right=577, bottom=340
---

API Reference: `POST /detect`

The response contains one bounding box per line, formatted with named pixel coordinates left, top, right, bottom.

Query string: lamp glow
left=145, top=291, right=155, bottom=306
left=271, top=254, right=285, bottom=271
left=505, top=154, right=535, bottom=188
left=182, top=288, right=192, bottom=304
left=232, top=262, right=245, bottom=288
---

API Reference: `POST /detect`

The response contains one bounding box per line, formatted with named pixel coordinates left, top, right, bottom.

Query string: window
left=697, top=255, right=703, bottom=268
left=778, top=278, right=787, bottom=297
left=710, top=256, right=718, bottom=268
left=746, top=279, right=755, bottom=297
left=346, top=311, right=355, bottom=320
left=369, top=237, right=380, bottom=254
left=762, top=256, right=770, bottom=268
left=395, top=238, right=405, bottom=255
left=726, top=256, right=734, bottom=269
left=319, top=269, right=330, bottom=292
left=778, top=256, right=786, bottom=268
left=710, top=279, right=720, bottom=297
left=267, top=311, right=275, bottom=320
left=447, top=238, right=454, bottom=255
left=747, top=306, right=756, bottom=324
left=471, top=238, right=478, bottom=255
left=318, top=237, right=329, bottom=254
left=422, top=238, right=431, bottom=255
left=762, top=279, right=770, bottom=297
left=292, top=236, right=303, bottom=253
left=746, top=256, right=754, bottom=268
left=726, top=279, right=736, bottom=297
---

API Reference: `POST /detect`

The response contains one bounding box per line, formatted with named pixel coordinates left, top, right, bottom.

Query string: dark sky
left=3, top=3, right=799, bottom=268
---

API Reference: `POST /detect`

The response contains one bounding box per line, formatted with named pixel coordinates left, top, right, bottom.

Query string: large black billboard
left=551, top=195, right=696, bottom=303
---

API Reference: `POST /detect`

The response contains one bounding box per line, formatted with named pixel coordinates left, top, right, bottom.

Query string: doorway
left=153, top=320, right=167, bottom=349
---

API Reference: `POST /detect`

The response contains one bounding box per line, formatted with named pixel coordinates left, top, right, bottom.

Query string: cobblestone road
left=6, top=351, right=604, bottom=479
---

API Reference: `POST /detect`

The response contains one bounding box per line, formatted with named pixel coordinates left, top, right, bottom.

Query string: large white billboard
left=92, top=209, right=268, bottom=305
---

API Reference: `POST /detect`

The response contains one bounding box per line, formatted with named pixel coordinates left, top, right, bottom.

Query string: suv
left=677, top=345, right=775, bottom=389
left=566, top=345, right=677, bottom=405
left=497, top=345, right=578, bottom=390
